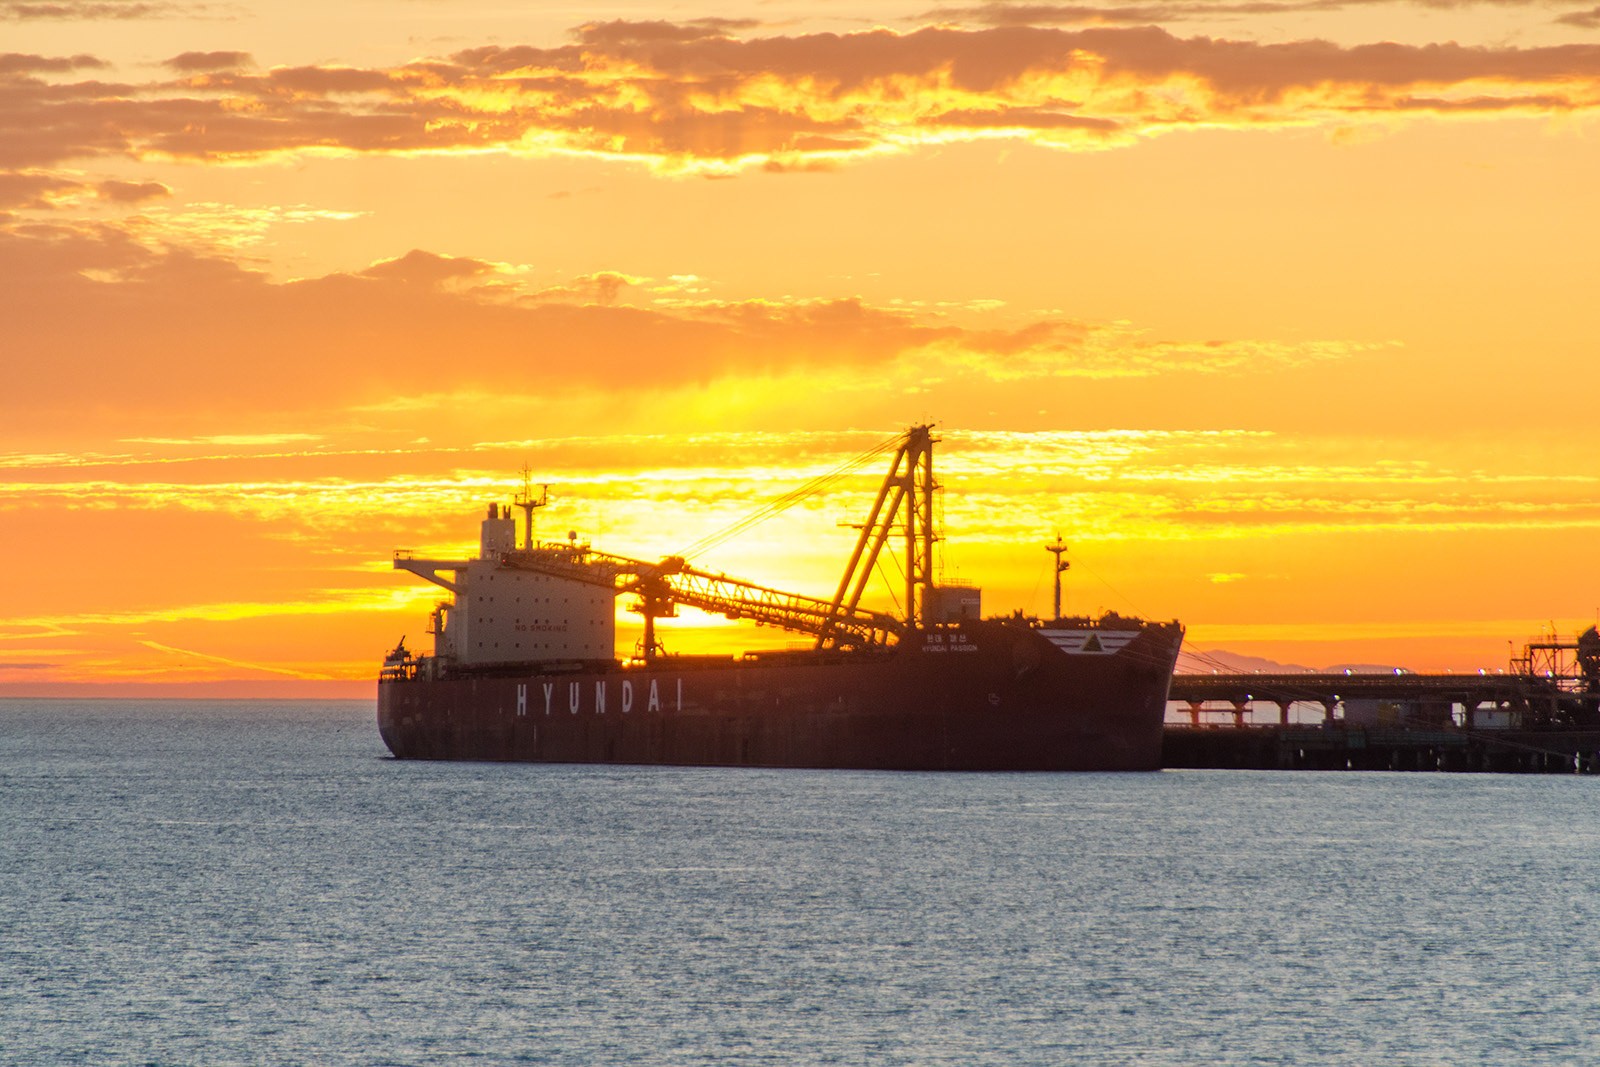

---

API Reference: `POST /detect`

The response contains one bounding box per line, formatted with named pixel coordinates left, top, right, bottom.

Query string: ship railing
left=379, top=654, right=421, bottom=681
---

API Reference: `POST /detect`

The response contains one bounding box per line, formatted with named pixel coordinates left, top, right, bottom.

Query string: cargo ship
left=377, top=426, right=1184, bottom=770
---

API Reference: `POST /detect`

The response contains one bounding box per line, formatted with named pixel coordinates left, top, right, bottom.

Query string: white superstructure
left=395, top=504, right=617, bottom=667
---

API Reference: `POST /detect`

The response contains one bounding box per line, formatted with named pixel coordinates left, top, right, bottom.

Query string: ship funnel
left=480, top=506, right=517, bottom=558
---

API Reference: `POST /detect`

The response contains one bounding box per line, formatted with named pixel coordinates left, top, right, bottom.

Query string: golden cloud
left=916, top=321, right=1398, bottom=379
left=1, top=1, right=191, bottom=19
left=0, top=223, right=1396, bottom=423
left=0, top=586, right=436, bottom=636
left=3, top=23, right=1599, bottom=173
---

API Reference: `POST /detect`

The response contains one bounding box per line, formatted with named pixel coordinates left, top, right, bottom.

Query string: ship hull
left=378, top=620, right=1181, bottom=771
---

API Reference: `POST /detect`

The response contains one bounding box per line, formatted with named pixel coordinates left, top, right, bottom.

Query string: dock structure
left=1164, top=666, right=1600, bottom=773
left=1163, top=723, right=1600, bottom=773
left=1168, top=672, right=1544, bottom=728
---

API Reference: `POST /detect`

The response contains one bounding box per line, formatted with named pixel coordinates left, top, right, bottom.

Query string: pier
left=1163, top=722, right=1600, bottom=773
left=1163, top=668, right=1600, bottom=773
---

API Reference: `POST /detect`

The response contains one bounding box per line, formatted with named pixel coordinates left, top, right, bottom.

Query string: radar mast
left=513, top=465, right=548, bottom=551
left=1046, top=535, right=1070, bottom=621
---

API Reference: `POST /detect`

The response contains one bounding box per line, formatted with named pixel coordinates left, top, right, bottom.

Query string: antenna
left=512, top=465, right=548, bottom=551
left=1046, top=535, right=1070, bottom=621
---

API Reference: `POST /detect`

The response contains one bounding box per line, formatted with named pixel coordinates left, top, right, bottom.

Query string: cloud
left=1, top=587, right=434, bottom=634
left=0, top=169, right=81, bottom=208
left=1557, top=5, right=1600, bottom=26
left=359, top=248, right=502, bottom=286
left=575, top=18, right=760, bottom=46
left=0, top=222, right=1388, bottom=426
left=97, top=178, right=169, bottom=202
left=162, top=50, right=253, bottom=72
left=0, top=52, right=107, bottom=74
left=530, top=270, right=644, bottom=305
left=923, top=1, right=1281, bottom=25
left=121, top=201, right=363, bottom=253
left=4, top=23, right=1600, bottom=174
left=8, top=428, right=1598, bottom=563
left=0, top=226, right=944, bottom=418
left=137, top=639, right=335, bottom=679
left=120, top=433, right=324, bottom=446
left=920, top=0, right=1572, bottom=27
left=919, top=319, right=1394, bottom=379
left=1, top=0, right=191, bottom=19
left=0, top=172, right=171, bottom=210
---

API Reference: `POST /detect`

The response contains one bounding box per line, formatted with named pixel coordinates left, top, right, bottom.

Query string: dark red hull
left=378, top=620, right=1182, bottom=771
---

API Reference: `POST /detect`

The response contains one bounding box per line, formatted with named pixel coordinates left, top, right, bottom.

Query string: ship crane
left=498, top=425, right=941, bottom=660
left=499, top=547, right=902, bottom=658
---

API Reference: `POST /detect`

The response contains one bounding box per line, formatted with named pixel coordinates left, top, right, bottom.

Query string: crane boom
left=661, top=564, right=900, bottom=648
left=499, top=546, right=901, bottom=654
left=816, top=425, right=937, bottom=646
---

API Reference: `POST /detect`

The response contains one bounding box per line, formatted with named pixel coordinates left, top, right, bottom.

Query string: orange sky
left=3, top=0, right=1599, bottom=696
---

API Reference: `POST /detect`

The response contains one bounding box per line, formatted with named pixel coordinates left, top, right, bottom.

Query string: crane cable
left=674, top=431, right=903, bottom=561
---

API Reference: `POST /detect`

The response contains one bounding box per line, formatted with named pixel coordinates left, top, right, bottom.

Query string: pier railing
left=1168, top=671, right=1591, bottom=729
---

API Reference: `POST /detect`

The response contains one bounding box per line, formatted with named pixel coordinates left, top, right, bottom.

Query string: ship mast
left=512, top=466, right=548, bottom=551
left=1046, top=535, right=1069, bottom=621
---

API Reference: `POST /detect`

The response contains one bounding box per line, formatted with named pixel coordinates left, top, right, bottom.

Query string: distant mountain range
left=1177, top=649, right=1403, bottom=675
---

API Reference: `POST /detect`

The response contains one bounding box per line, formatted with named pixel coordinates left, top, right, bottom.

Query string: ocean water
left=3, top=699, right=1599, bottom=1065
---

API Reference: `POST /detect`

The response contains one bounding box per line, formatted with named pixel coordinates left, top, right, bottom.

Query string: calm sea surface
left=4, top=698, right=1599, bottom=1065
